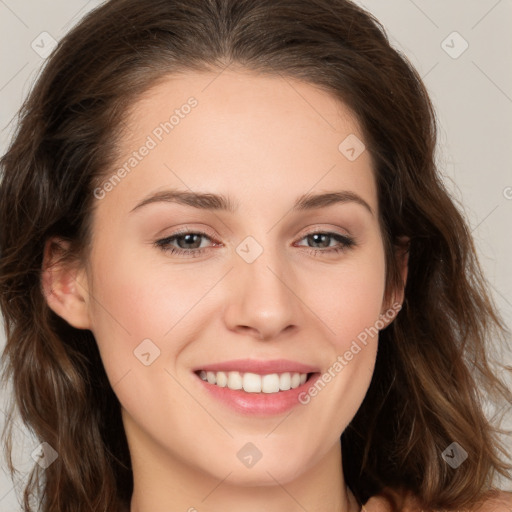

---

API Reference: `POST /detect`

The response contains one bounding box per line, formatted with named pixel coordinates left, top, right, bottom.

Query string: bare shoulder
left=471, top=491, right=512, bottom=512
left=363, top=490, right=512, bottom=512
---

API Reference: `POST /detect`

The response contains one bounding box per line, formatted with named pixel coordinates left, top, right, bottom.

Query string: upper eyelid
left=160, top=226, right=219, bottom=241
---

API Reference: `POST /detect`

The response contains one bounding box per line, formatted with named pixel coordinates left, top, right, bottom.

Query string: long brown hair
left=1, top=0, right=511, bottom=510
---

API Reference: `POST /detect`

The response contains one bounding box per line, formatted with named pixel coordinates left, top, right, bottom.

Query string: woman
left=0, top=1, right=511, bottom=511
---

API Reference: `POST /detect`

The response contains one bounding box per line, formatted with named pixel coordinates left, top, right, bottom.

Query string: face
left=49, top=68, right=403, bottom=489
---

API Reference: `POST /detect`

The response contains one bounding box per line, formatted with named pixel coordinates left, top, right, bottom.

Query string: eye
left=294, top=231, right=356, bottom=255
left=154, top=230, right=218, bottom=258
left=154, top=229, right=356, bottom=258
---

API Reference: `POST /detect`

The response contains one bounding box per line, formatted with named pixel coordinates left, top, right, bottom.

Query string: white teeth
left=261, top=374, right=280, bottom=393
left=243, top=372, right=261, bottom=393
left=198, top=370, right=310, bottom=393
left=227, top=371, right=243, bottom=390
left=279, top=372, right=291, bottom=390
left=216, top=371, right=228, bottom=387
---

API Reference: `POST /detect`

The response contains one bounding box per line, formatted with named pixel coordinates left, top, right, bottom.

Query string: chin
left=207, top=449, right=311, bottom=487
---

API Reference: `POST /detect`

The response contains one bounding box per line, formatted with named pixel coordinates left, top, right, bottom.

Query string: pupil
left=179, top=234, right=201, bottom=249
left=310, top=233, right=329, bottom=248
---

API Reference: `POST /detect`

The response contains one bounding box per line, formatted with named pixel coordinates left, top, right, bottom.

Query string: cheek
left=295, top=243, right=386, bottom=423
left=85, top=241, right=226, bottom=378
left=302, top=244, right=387, bottom=349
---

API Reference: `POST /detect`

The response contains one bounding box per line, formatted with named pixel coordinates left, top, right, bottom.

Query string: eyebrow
left=129, top=189, right=374, bottom=216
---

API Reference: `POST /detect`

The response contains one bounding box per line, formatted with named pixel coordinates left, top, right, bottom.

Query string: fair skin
left=42, top=68, right=410, bottom=512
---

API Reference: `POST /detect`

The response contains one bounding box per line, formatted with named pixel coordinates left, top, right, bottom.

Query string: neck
left=126, top=420, right=358, bottom=512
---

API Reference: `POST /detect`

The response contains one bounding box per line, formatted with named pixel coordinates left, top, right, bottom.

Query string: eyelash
left=154, top=228, right=356, bottom=258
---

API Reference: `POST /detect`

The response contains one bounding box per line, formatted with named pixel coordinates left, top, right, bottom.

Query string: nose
left=222, top=247, right=300, bottom=341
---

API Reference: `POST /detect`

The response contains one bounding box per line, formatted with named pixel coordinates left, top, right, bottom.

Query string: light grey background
left=1, top=0, right=511, bottom=509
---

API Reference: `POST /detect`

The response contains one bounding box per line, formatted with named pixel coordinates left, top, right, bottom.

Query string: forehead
left=125, top=67, right=364, bottom=147
left=97, top=68, right=377, bottom=220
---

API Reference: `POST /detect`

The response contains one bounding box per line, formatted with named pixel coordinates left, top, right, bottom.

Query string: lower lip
left=194, top=372, right=321, bottom=416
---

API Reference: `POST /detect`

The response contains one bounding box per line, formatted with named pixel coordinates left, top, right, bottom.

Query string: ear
left=391, top=235, right=410, bottom=307
left=41, top=237, right=91, bottom=329
left=379, top=236, right=410, bottom=328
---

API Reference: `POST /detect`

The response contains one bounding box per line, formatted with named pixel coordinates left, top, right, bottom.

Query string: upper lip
left=193, top=359, right=320, bottom=375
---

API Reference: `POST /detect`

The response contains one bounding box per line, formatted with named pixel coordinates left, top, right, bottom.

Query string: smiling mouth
left=195, top=370, right=316, bottom=394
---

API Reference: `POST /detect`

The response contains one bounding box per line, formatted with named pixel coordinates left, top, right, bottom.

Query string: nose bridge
left=223, top=236, right=299, bottom=340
